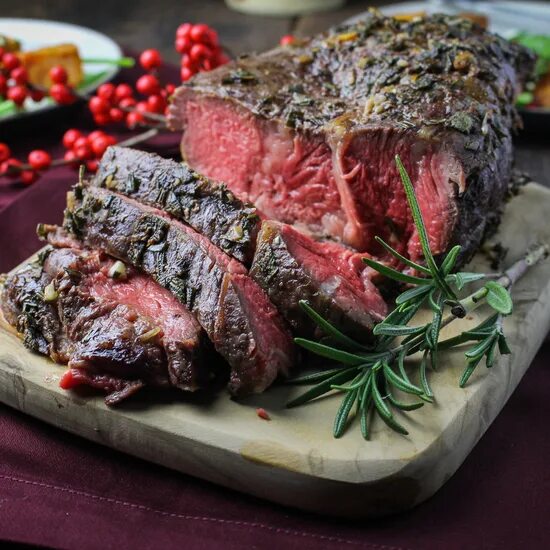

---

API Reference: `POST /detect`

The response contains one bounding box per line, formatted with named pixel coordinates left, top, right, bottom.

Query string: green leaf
left=395, top=284, right=432, bottom=305
left=459, top=356, right=483, bottom=387
left=516, top=91, right=534, bottom=107
left=373, top=323, right=427, bottom=337
left=363, top=257, right=430, bottom=285
left=0, top=100, right=17, bottom=118
left=373, top=236, right=431, bottom=274
left=382, top=362, right=424, bottom=396
left=78, top=71, right=110, bottom=90
left=485, top=281, right=513, bottom=315
left=299, top=300, right=365, bottom=349
left=498, top=333, right=512, bottom=355
left=294, top=339, right=367, bottom=365
left=441, top=245, right=462, bottom=275
left=465, top=335, right=495, bottom=360
left=395, top=155, right=458, bottom=302
left=286, top=367, right=346, bottom=385
left=82, top=56, right=136, bottom=67
left=286, top=368, right=358, bottom=408
left=388, top=394, right=425, bottom=411
left=333, top=388, right=359, bottom=438
left=448, top=272, right=485, bottom=291
left=419, top=351, right=434, bottom=401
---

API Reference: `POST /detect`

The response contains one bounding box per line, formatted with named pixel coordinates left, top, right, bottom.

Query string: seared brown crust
left=59, top=185, right=295, bottom=396
left=95, top=146, right=260, bottom=265
left=169, top=12, right=535, bottom=265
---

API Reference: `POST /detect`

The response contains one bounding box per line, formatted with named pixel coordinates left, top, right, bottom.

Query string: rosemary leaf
left=395, top=155, right=458, bottom=302
left=373, top=323, right=427, bottom=337
left=388, top=393, right=425, bottom=411
left=459, top=356, right=483, bottom=387
left=286, top=369, right=358, bottom=408
left=383, top=362, right=424, bottom=396
left=299, top=300, right=365, bottom=349
left=395, top=284, right=432, bottom=305
left=373, top=236, right=431, bottom=274
left=441, top=245, right=462, bottom=275
left=285, top=368, right=346, bottom=385
left=294, top=339, right=366, bottom=365
left=363, top=257, right=430, bottom=285
left=333, top=388, right=359, bottom=438
left=419, top=351, right=434, bottom=401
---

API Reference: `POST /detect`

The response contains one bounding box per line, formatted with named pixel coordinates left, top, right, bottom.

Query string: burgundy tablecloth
left=1, top=63, right=549, bottom=550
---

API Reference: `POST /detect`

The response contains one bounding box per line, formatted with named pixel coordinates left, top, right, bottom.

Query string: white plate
left=345, top=1, right=550, bottom=37
left=0, top=18, right=123, bottom=122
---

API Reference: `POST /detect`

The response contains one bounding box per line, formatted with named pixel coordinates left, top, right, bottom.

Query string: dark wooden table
left=3, top=0, right=548, bottom=185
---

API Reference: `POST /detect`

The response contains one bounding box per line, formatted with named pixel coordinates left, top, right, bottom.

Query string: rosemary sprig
left=287, top=156, right=548, bottom=440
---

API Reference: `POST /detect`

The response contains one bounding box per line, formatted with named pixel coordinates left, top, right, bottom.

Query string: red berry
left=175, top=36, right=192, bottom=54
left=72, top=136, right=90, bottom=150
left=190, top=43, right=212, bottom=63
left=280, top=34, right=295, bottom=46
left=126, top=111, right=144, bottom=128
left=28, top=150, right=52, bottom=171
left=86, top=159, right=99, bottom=172
left=10, top=66, right=28, bottom=85
left=165, top=83, right=176, bottom=96
left=49, top=83, right=74, bottom=104
left=1, top=159, right=20, bottom=178
left=97, top=82, right=116, bottom=101
left=30, top=89, right=45, bottom=102
left=136, top=74, right=160, bottom=96
left=63, top=150, right=78, bottom=166
left=118, top=97, right=136, bottom=109
left=176, top=23, right=192, bottom=39
left=62, top=129, right=82, bottom=149
left=180, top=54, right=195, bottom=70
left=49, top=65, right=68, bottom=84
left=146, top=94, right=165, bottom=113
left=93, top=113, right=112, bottom=126
left=21, top=170, right=37, bottom=185
left=115, top=83, right=134, bottom=101
left=135, top=101, right=149, bottom=114
left=139, top=49, right=162, bottom=71
left=59, top=369, right=81, bottom=389
left=109, top=107, right=124, bottom=123
left=91, top=135, right=112, bottom=157
left=7, top=85, right=27, bottom=106
left=2, top=52, right=20, bottom=71
left=88, top=95, right=110, bottom=114
left=74, top=144, right=93, bottom=161
left=190, top=24, right=217, bottom=45
left=87, top=130, right=106, bottom=142
left=0, top=74, right=7, bottom=95
left=180, top=67, right=193, bottom=82
left=0, top=143, right=10, bottom=162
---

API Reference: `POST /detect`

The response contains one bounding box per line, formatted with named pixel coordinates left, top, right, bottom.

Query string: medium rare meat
left=94, top=146, right=260, bottom=265
left=251, top=220, right=387, bottom=341
left=169, top=12, right=534, bottom=266
left=53, top=184, right=295, bottom=395
left=1, top=247, right=208, bottom=404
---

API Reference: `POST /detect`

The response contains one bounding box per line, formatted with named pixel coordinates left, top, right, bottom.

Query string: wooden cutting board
left=1, top=182, right=549, bottom=519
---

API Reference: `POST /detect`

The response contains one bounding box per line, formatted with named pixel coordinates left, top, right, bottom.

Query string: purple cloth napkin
left=0, top=62, right=549, bottom=550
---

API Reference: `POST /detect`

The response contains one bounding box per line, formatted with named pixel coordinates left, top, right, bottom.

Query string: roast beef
left=94, top=146, right=260, bottom=265
left=250, top=220, right=387, bottom=341
left=52, top=185, right=295, bottom=395
left=169, top=12, right=534, bottom=266
left=1, top=247, right=208, bottom=404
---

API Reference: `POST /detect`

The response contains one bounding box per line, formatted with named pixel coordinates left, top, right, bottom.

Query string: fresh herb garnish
left=287, top=155, right=548, bottom=439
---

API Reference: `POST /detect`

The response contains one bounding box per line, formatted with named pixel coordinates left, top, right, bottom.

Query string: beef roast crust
left=57, top=185, right=295, bottom=396
left=169, top=12, right=534, bottom=267
left=1, top=247, right=208, bottom=404
left=95, top=146, right=260, bottom=265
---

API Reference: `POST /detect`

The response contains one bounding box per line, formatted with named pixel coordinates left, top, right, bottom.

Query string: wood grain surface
left=1, top=183, right=549, bottom=518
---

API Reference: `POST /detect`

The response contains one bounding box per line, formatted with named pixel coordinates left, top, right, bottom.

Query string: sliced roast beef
left=168, top=12, right=534, bottom=266
left=52, top=185, right=295, bottom=395
left=1, top=247, right=208, bottom=404
left=94, top=145, right=260, bottom=265
left=250, top=220, right=387, bottom=341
